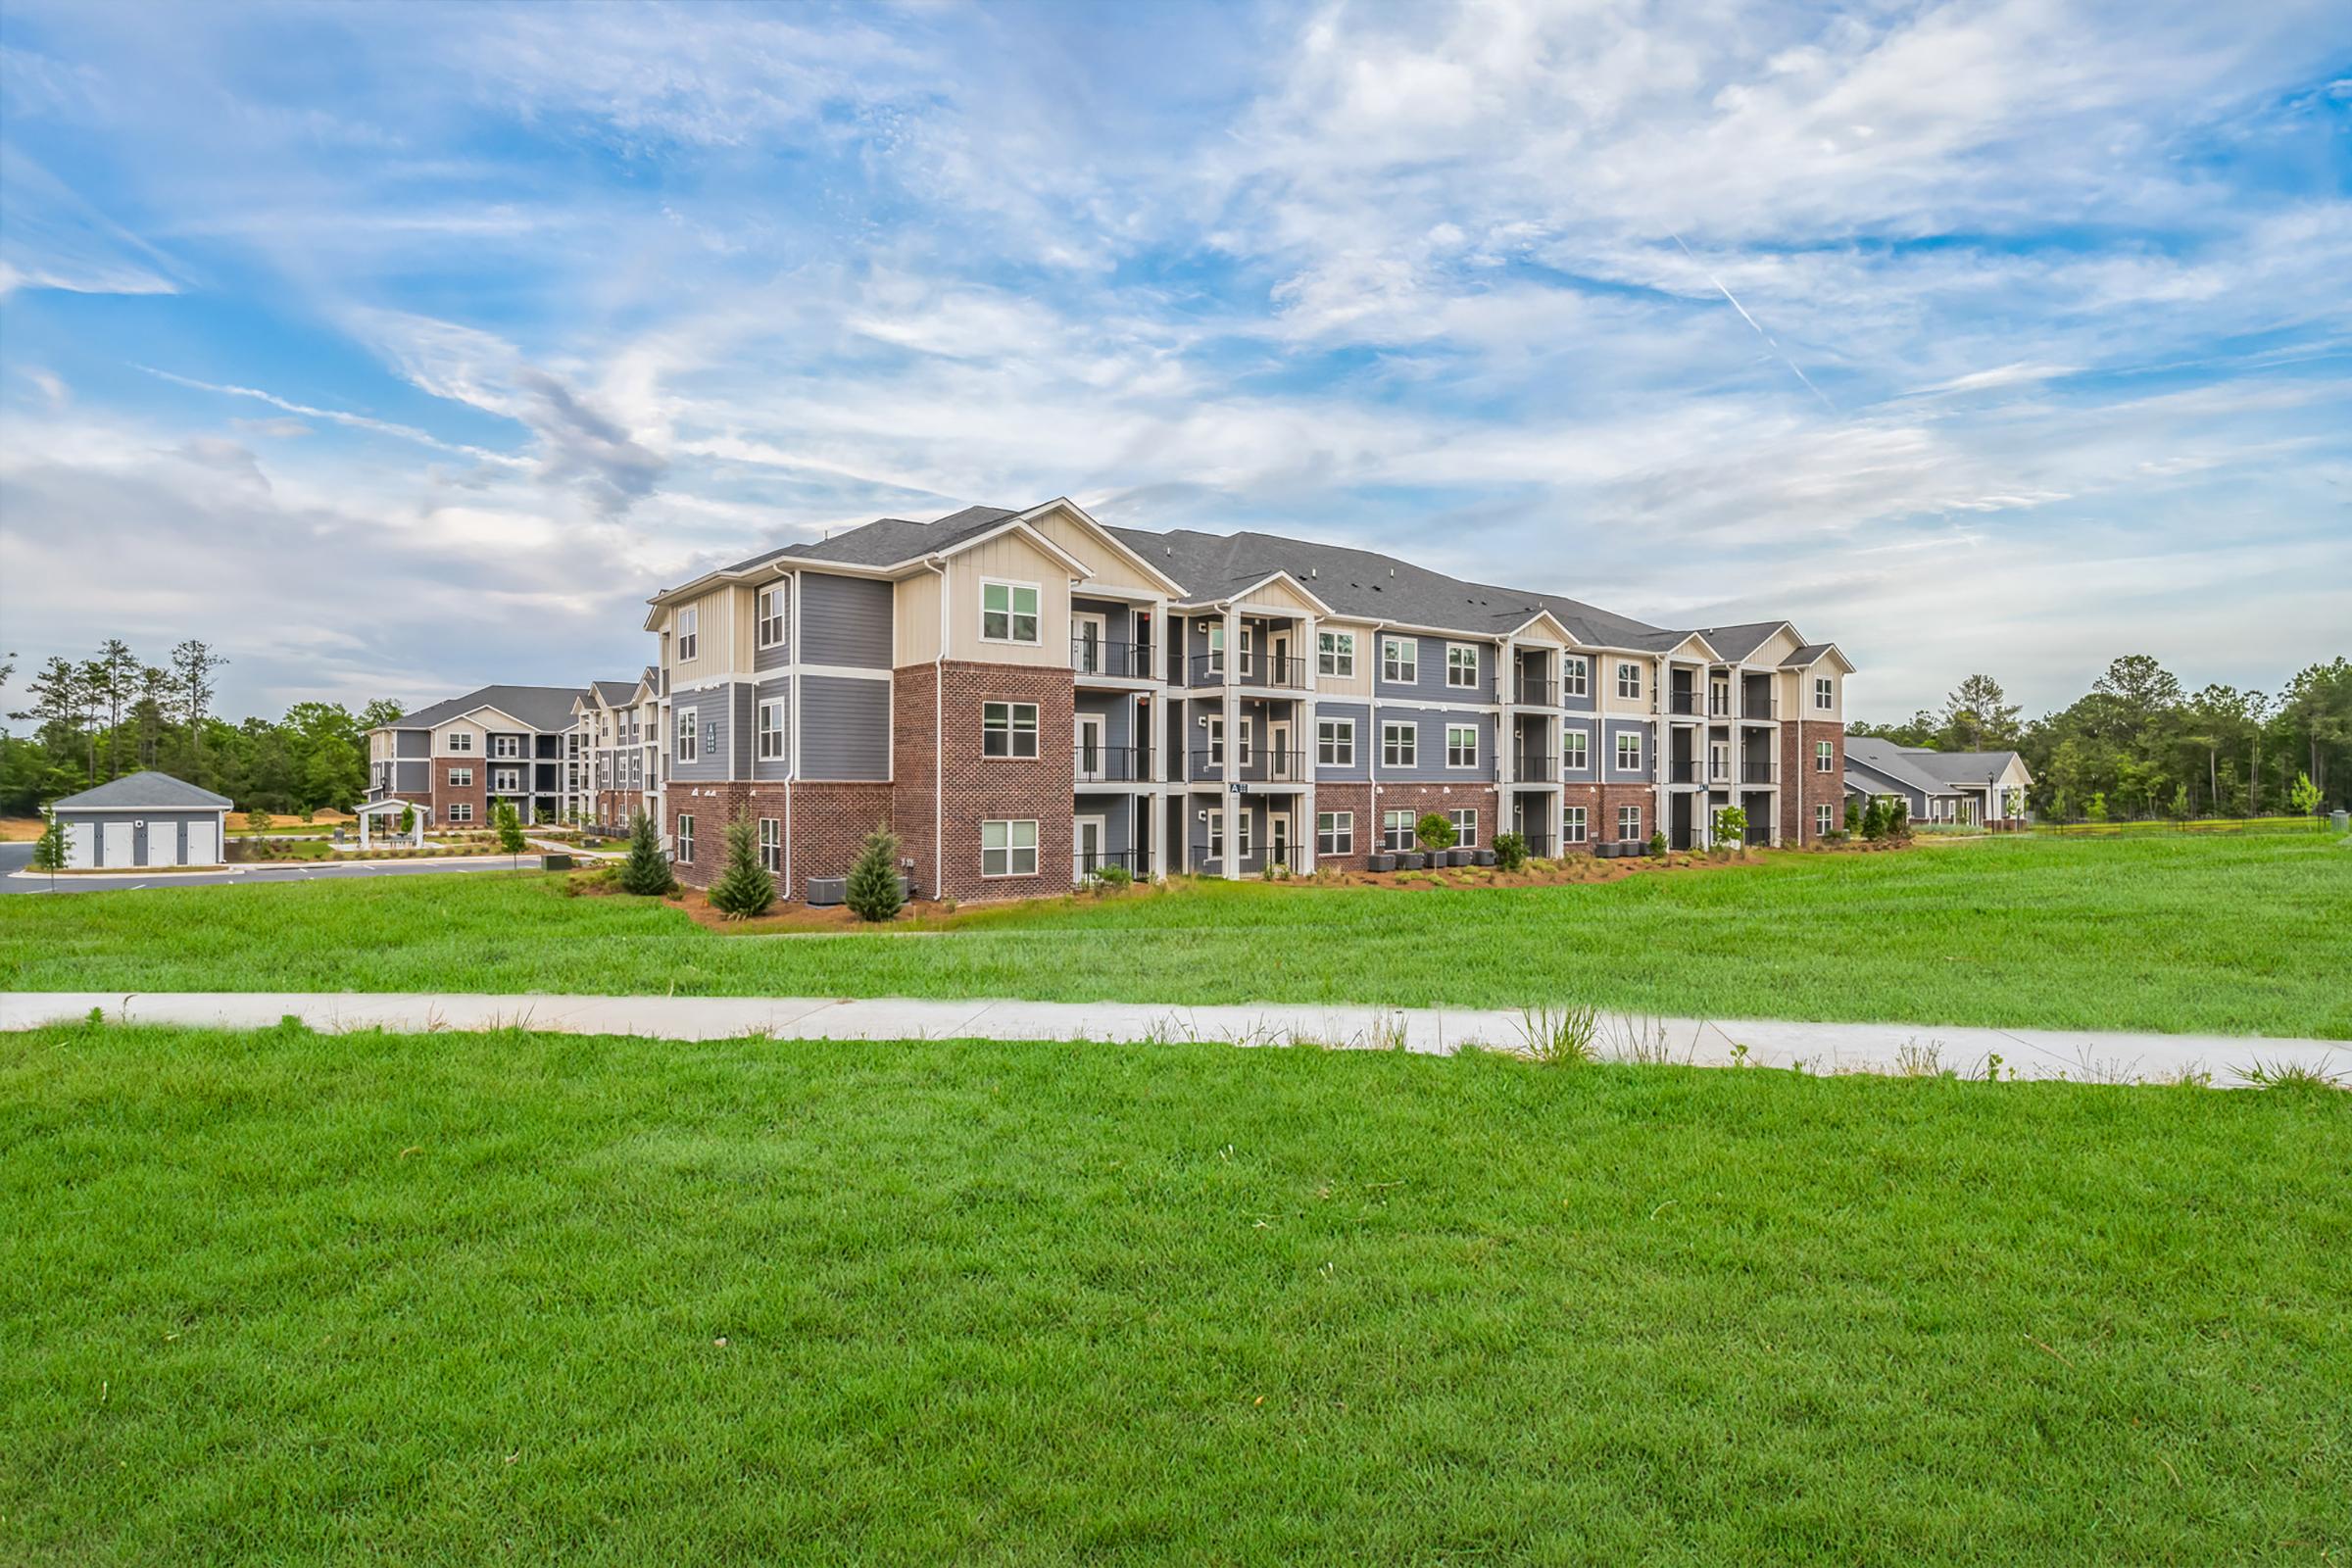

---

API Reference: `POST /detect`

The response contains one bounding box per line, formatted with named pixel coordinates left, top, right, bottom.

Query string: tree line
left=1851, top=655, right=2351, bottom=819
left=1, top=641, right=405, bottom=817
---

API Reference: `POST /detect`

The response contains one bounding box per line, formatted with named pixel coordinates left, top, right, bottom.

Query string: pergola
left=353, top=798, right=431, bottom=849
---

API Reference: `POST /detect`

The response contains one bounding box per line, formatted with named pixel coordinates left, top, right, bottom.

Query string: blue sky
left=2, top=0, right=2346, bottom=721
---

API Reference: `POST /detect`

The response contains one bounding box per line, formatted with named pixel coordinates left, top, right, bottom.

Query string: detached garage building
left=54, top=771, right=233, bottom=870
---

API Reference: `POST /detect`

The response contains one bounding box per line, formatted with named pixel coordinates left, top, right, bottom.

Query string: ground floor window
left=1816, top=804, right=1834, bottom=837
left=1382, top=808, right=1415, bottom=851
left=447, top=802, right=473, bottom=824
left=759, top=816, right=780, bottom=873
left=1318, top=810, right=1353, bottom=856
left=1448, top=808, right=1477, bottom=846
left=982, top=818, right=1038, bottom=877
left=677, top=813, right=695, bottom=864
left=1617, top=804, right=1642, bottom=840
left=1236, top=813, right=1252, bottom=859
left=1562, top=805, right=1587, bottom=843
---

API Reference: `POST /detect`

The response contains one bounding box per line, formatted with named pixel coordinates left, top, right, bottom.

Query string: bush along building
left=625, top=499, right=1853, bottom=903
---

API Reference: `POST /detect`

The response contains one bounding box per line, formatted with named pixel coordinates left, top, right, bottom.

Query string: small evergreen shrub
left=1493, top=831, right=1528, bottom=871
left=1886, top=797, right=1911, bottom=838
left=709, top=810, right=776, bottom=919
left=1647, top=830, right=1667, bottom=858
left=1863, top=799, right=1888, bottom=839
left=619, top=809, right=677, bottom=896
left=845, top=826, right=905, bottom=922
left=1844, top=797, right=1864, bottom=835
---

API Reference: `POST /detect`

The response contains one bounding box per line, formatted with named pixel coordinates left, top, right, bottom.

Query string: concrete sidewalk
left=3, top=991, right=2340, bottom=1088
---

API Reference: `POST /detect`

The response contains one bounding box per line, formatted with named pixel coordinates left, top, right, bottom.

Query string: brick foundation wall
left=431, top=763, right=485, bottom=828
left=893, top=660, right=1077, bottom=904
left=594, top=789, right=645, bottom=833
left=1366, top=781, right=1500, bottom=857
left=1781, top=720, right=1844, bottom=843
left=1309, top=783, right=1375, bottom=867
left=668, top=782, right=894, bottom=895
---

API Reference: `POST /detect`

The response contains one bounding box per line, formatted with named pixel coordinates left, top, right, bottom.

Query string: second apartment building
left=635, top=499, right=1853, bottom=903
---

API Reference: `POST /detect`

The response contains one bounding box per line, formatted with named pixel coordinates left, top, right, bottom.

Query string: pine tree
left=845, top=825, right=905, bottom=922
left=495, top=800, right=527, bottom=866
left=619, top=809, right=674, bottom=895
left=708, top=809, right=775, bottom=918
left=29, top=809, right=68, bottom=885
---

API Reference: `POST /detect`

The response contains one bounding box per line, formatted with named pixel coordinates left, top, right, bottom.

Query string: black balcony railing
left=1740, top=760, right=1779, bottom=785
left=1189, top=749, right=1310, bottom=783
left=1513, top=754, right=1558, bottom=781
left=1189, top=846, right=1275, bottom=874
left=1075, top=849, right=1143, bottom=879
left=1741, top=689, right=1780, bottom=719
left=1667, top=759, right=1701, bottom=783
left=1668, top=690, right=1704, bottom=716
left=1074, top=745, right=1152, bottom=784
left=1072, top=637, right=1154, bottom=679
left=1518, top=832, right=1554, bottom=858
left=1190, top=653, right=1309, bottom=688
left=1515, top=675, right=1558, bottom=707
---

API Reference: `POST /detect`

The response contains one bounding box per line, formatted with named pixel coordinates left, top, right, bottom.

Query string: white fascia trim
left=1012, top=499, right=1191, bottom=597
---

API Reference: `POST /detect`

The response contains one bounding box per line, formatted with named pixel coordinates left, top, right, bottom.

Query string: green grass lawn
left=6, top=833, right=2347, bottom=1037
left=4, top=1022, right=2344, bottom=1563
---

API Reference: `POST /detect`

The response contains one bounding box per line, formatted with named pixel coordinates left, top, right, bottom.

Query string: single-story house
left=52, top=770, right=233, bottom=869
left=1843, top=737, right=2034, bottom=826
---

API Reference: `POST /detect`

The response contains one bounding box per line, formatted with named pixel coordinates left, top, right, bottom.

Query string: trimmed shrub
left=709, top=810, right=776, bottom=919
left=618, top=809, right=676, bottom=896
left=1493, top=831, right=1528, bottom=871
left=1415, top=812, right=1457, bottom=854
left=845, top=826, right=905, bottom=922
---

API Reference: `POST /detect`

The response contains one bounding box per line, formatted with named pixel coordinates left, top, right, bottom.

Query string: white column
left=1298, top=612, right=1318, bottom=873
left=1221, top=606, right=1243, bottom=880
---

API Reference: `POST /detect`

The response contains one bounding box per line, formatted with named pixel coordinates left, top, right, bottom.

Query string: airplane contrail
left=1670, top=232, right=1836, bottom=413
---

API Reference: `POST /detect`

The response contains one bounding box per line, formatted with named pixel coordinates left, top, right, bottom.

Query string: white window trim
left=983, top=700, right=1040, bottom=760
left=757, top=700, right=785, bottom=760
left=1562, top=806, right=1587, bottom=844
left=758, top=587, right=787, bottom=650
left=1381, top=636, right=1417, bottom=685
left=676, top=708, right=700, bottom=765
left=1381, top=721, right=1416, bottom=768
left=1616, top=662, right=1642, bottom=700
left=1562, top=657, right=1590, bottom=698
left=1446, top=643, right=1480, bottom=690
left=1617, top=733, right=1642, bottom=771
left=1617, top=805, right=1642, bottom=840
left=446, top=732, right=473, bottom=753
left=1448, top=808, right=1478, bottom=847
left=1317, top=810, right=1354, bottom=856
left=1446, top=723, right=1479, bottom=769
left=759, top=817, right=781, bottom=872
left=447, top=802, right=473, bottom=824
left=1205, top=715, right=1225, bottom=766
left=1816, top=805, right=1835, bottom=835
left=1382, top=808, right=1416, bottom=852
left=1816, top=740, right=1835, bottom=773
left=980, top=578, right=1043, bottom=646
left=447, top=767, right=472, bottom=787
left=981, top=818, right=1040, bottom=878
left=1318, top=717, right=1355, bottom=767
left=1815, top=676, right=1835, bottom=710
left=1562, top=730, right=1590, bottom=771
left=1318, top=630, right=1356, bottom=678
left=677, top=606, right=700, bottom=663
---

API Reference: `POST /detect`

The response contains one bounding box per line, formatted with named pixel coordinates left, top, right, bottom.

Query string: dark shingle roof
left=391, top=685, right=589, bottom=733
left=1843, top=737, right=1962, bottom=798
left=590, top=679, right=640, bottom=707
left=55, top=770, right=232, bottom=810
left=1896, top=748, right=2029, bottom=785
left=1781, top=641, right=1839, bottom=667
left=1695, top=621, right=1789, bottom=662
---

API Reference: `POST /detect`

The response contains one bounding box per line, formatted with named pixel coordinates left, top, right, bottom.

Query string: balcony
left=1515, top=675, right=1558, bottom=708
left=1513, top=754, right=1558, bottom=782
left=1190, top=653, right=1309, bottom=690
left=1072, top=637, right=1154, bottom=681
left=1074, top=745, right=1152, bottom=786
left=1666, top=690, right=1704, bottom=717
left=1666, top=759, right=1702, bottom=784
left=1189, top=749, right=1310, bottom=784
left=1740, top=760, right=1779, bottom=785
left=1740, top=690, right=1781, bottom=721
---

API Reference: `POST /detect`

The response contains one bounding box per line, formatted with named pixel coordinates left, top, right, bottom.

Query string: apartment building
left=571, top=671, right=664, bottom=835
left=366, top=684, right=591, bottom=827
left=635, top=499, right=1852, bottom=902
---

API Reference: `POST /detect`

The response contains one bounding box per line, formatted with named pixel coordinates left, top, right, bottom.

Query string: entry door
left=1074, top=713, right=1107, bottom=782
left=1710, top=740, right=1729, bottom=782
left=1268, top=810, right=1292, bottom=867
left=186, top=820, right=218, bottom=866
left=1073, top=815, right=1106, bottom=883
left=1268, top=721, right=1292, bottom=780
left=1270, top=631, right=1290, bottom=685
left=101, top=820, right=132, bottom=868
left=1074, top=612, right=1107, bottom=675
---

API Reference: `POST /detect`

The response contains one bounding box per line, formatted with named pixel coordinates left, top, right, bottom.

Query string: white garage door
left=185, top=819, right=219, bottom=866
left=101, top=820, right=133, bottom=868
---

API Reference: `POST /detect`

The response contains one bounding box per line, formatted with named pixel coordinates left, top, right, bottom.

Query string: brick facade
left=667, top=782, right=893, bottom=895
left=1309, top=783, right=1375, bottom=867
left=893, top=661, right=1078, bottom=904
left=593, top=789, right=646, bottom=834
left=1781, top=720, right=1845, bottom=843
left=1365, top=781, right=1501, bottom=858
left=432, top=760, right=486, bottom=827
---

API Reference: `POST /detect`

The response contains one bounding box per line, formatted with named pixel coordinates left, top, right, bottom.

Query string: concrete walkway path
left=3, top=992, right=2340, bottom=1089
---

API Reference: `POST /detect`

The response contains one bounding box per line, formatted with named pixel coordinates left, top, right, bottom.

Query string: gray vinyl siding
left=1371, top=706, right=1494, bottom=783
left=1845, top=760, right=1932, bottom=813
left=1603, top=718, right=1652, bottom=782
left=800, top=674, right=891, bottom=780
left=1313, top=701, right=1371, bottom=781
left=799, top=572, right=893, bottom=669
left=753, top=583, right=792, bottom=673
left=395, top=730, right=428, bottom=758
left=752, top=677, right=793, bottom=781
left=71, top=808, right=222, bottom=867
left=1374, top=633, right=1497, bottom=704
left=669, top=682, right=736, bottom=784
left=1072, top=791, right=1135, bottom=857
left=1070, top=597, right=1138, bottom=645
left=1559, top=655, right=1597, bottom=712
left=1074, top=691, right=1133, bottom=752
left=393, top=760, right=428, bottom=793
left=1559, top=717, right=1598, bottom=781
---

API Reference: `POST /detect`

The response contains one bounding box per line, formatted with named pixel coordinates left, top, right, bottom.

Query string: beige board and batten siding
left=1315, top=618, right=1377, bottom=697
left=940, top=531, right=1076, bottom=666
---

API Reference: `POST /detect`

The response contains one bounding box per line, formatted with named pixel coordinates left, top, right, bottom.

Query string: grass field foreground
left=5, top=833, right=2348, bottom=1037
left=4, top=1021, right=2345, bottom=1563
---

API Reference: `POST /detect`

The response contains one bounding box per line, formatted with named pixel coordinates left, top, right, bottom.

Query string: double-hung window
left=492, top=768, right=520, bottom=793
left=1562, top=806, right=1587, bottom=844
left=1815, top=676, right=1835, bottom=710
left=676, top=709, right=699, bottom=764
left=1317, top=718, right=1355, bottom=767
left=1562, top=729, right=1589, bottom=772
left=491, top=734, right=520, bottom=759
left=1318, top=631, right=1355, bottom=677
left=1382, top=636, right=1416, bottom=684
left=982, top=819, right=1038, bottom=877
left=1446, top=724, right=1478, bottom=768
left=1317, top=811, right=1353, bottom=856
left=757, top=701, right=785, bottom=760
left=1448, top=808, right=1478, bottom=847
left=676, top=814, right=696, bottom=864
left=1382, top=809, right=1416, bottom=851
left=1616, top=731, right=1642, bottom=771
left=1816, top=740, right=1835, bottom=773
left=1204, top=716, right=1225, bottom=766
left=1617, top=805, right=1642, bottom=840
left=677, top=607, right=699, bottom=662
left=759, top=817, right=781, bottom=873
left=981, top=581, right=1040, bottom=644
left=982, top=701, right=1039, bottom=759
left=447, top=802, right=473, bottom=824
left=1562, top=657, right=1589, bottom=698
left=758, top=586, right=786, bottom=650
left=1446, top=643, right=1479, bottom=690
left=447, top=731, right=473, bottom=753
left=1616, top=662, right=1642, bottom=700
left=1382, top=721, right=1416, bottom=768
left=1203, top=622, right=1226, bottom=677
left=448, top=767, right=471, bottom=788
left=1816, top=804, right=1834, bottom=837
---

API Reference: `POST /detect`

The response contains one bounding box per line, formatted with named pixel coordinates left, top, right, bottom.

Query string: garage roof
left=53, top=770, right=234, bottom=810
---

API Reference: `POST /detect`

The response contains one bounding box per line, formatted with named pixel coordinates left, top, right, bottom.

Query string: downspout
left=929, top=556, right=949, bottom=900
left=786, top=568, right=801, bottom=899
